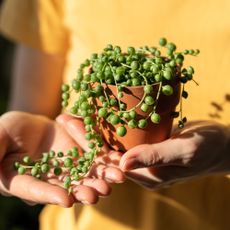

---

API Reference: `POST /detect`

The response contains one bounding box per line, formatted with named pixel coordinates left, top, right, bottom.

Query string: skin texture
left=119, top=121, right=230, bottom=189
left=5, top=45, right=230, bottom=204
left=2, top=45, right=125, bottom=207
left=0, top=112, right=124, bottom=207
left=62, top=118, right=230, bottom=189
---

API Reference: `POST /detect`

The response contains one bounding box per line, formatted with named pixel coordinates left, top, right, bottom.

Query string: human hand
left=119, top=121, right=230, bottom=189
left=58, top=114, right=125, bottom=183
left=0, top=112, right=124, bottom=207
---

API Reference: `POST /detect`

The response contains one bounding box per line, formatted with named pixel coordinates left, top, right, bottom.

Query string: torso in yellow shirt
left=1, top=0, right=230, bottom=229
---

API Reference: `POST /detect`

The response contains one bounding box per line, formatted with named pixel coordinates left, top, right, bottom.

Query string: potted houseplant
left=15, top=38, right=199, bottom=191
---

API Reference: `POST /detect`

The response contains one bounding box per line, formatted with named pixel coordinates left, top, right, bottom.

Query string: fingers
left=120, top=144, right=160, bottom=171
left=56, top=114, right=126, bottom=188
left=47, top=178, right=109, bottom=205
left=63, top=118, right=125, bottom=182
left=57, top=114, right=125, bottom=180
left=72, top=185, right=101, bottom=204
left=64, top=117, right=90, bottom=151
left=48, top=177, right=111, bottom=197
left=73, top=178, right=111, bottom=196
left=95, top=150, right=122, bottom=166
left=55, top=113, right=73, bottom=125
left=6, top=174, right=75, bottom=207
left=88, top=163, right=125, bottom=183
left=123, top=165, right=191, bottom=190
left=149, top=165, right=193, bottom=185
left=22, top=199, right=37, bottom=206
left=56, top=114, right=89, bottom=151
left=124, top=169, right=162, bottom=189
left=3, top=172, right=112, bottom=206
left=120, top=136, right=196, bottom=171
left=56, top=114, right=110, bottom=153
left=58, top=115, right=123, bottom=163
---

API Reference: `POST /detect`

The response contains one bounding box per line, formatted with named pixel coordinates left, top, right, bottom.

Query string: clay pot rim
left=93, top=81, right=161, bottom=89
left=92, top=77, right=181, bottom=91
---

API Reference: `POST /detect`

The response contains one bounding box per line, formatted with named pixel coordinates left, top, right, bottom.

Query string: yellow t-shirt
left=1, top=0, right=230, bottom=229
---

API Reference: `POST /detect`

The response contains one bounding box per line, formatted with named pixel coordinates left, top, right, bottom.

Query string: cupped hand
left=0, top=111, right=124, bottom=207
left=119, top=121, right=230, bottom=189
left=57, top=114, right=125, bottom=183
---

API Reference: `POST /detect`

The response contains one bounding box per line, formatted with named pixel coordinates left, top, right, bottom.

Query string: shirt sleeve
left=0, top=0, right=69, bottom=54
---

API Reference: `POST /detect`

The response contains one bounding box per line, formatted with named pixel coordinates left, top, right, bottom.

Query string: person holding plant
left=0, top=0, right=230, bottom=230
left=0, top=111, right=125, bottom=206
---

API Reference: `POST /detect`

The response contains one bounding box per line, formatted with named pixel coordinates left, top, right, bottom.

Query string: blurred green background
left=0, top=34, right=43, bottom=230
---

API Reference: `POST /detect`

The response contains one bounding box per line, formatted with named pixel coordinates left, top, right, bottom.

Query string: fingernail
left=116, top=180, right=125, bottom=184
left=81, top=200, right=90, bottom=205
left=122, top=158, right=140, bottom=171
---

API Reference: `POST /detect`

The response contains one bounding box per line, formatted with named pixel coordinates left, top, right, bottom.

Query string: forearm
left=8, top=44, right=66, bottom=118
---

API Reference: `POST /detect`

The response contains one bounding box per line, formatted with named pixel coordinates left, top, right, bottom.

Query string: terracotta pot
left=95, top=80, right=181, bottom=152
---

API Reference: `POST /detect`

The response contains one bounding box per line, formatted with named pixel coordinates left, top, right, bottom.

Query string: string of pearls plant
left=14, top=38, right=199, bottom=192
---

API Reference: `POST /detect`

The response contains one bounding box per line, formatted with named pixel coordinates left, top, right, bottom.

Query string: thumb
left=56, top=114, right=110, bottom=153
left=120, top=137, right=188, bottom=171
left=56, top=114, right=90, bottom=151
